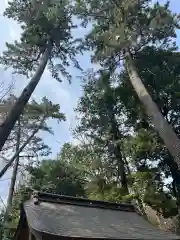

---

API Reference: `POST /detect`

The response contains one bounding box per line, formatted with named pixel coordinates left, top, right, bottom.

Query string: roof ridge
left=31, top=191, right=135, bottom=212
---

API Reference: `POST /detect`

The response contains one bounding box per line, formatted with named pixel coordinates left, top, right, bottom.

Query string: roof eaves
left=33, top=191, right=135, bottom=212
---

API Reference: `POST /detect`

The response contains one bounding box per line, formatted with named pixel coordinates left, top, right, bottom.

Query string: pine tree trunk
left=3, top=118, right=21, bottom=238
left=115, top=144, right=129, bottom=194
left=0, top=42, right=52, bottom=152
left=126, top=52, right=180, bottom=168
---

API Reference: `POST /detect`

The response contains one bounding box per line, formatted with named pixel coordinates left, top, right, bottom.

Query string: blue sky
left=0, top=0, right=93, bottom=157
left=0, top=0, right=179, bottom=204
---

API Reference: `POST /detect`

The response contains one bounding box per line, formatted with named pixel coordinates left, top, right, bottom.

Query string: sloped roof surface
left=23, top=192, right=179, bottom=239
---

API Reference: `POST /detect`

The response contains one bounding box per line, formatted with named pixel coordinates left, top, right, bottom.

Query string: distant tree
left=0, top=96, right=65, bottom=177
left=1, top=152, right=86, bottom=238
left=28, top=158, right=86, bottom=197
left=75, top=70, right=130, bottom=196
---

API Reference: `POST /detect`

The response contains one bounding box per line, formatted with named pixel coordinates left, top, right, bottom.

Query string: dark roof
left=19, top=192, right=180, bottom=239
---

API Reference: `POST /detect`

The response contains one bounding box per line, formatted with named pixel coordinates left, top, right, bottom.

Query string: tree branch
left=0, top=116, right=46, bottom=179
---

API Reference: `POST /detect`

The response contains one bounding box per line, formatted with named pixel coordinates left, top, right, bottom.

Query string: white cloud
left=71, top=137, right=81, bottom=146
left=40, top=69, right=71, bottom=103
left=9, top=26, right=20, bottom=41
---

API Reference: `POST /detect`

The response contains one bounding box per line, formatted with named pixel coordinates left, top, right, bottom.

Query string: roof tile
left=24, top=199, right=179, bottom=239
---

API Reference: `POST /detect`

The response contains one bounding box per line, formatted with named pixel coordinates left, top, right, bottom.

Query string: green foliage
left=0, top=0, right=81, bottom=82
left=24, top=96, right=66, bottom=123
left=144, top=187, right=178, bottom=218
left=0, top=185, right=32, bottom=240
left=75, top=70, right=130, bottom=195
left=0, top=96, right=66, bottom=163
left=129, top=170, right=178, bottom=218
left=123, top=129, right=161, bottom=170
left=75, top=0, right=179, bottom=66
left=127, top=47, right=180, bottom=128
left=28, top=159, right=86, bottom=197
left=87, top=182, right=132, bottom=203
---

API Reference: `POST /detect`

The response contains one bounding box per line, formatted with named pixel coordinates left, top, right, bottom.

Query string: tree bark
left=3, top=118, right=21, bottom=235
left=0, top=42, right=52, bottom=152
left=104, top=78, right=129, bottom=194
left=126, top=52, right=180, bottom=168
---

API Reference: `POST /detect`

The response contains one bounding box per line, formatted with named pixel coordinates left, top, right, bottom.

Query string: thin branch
left=0, top=196, right=6, bottom=209
left=0, top=116, right=46, bottom=179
